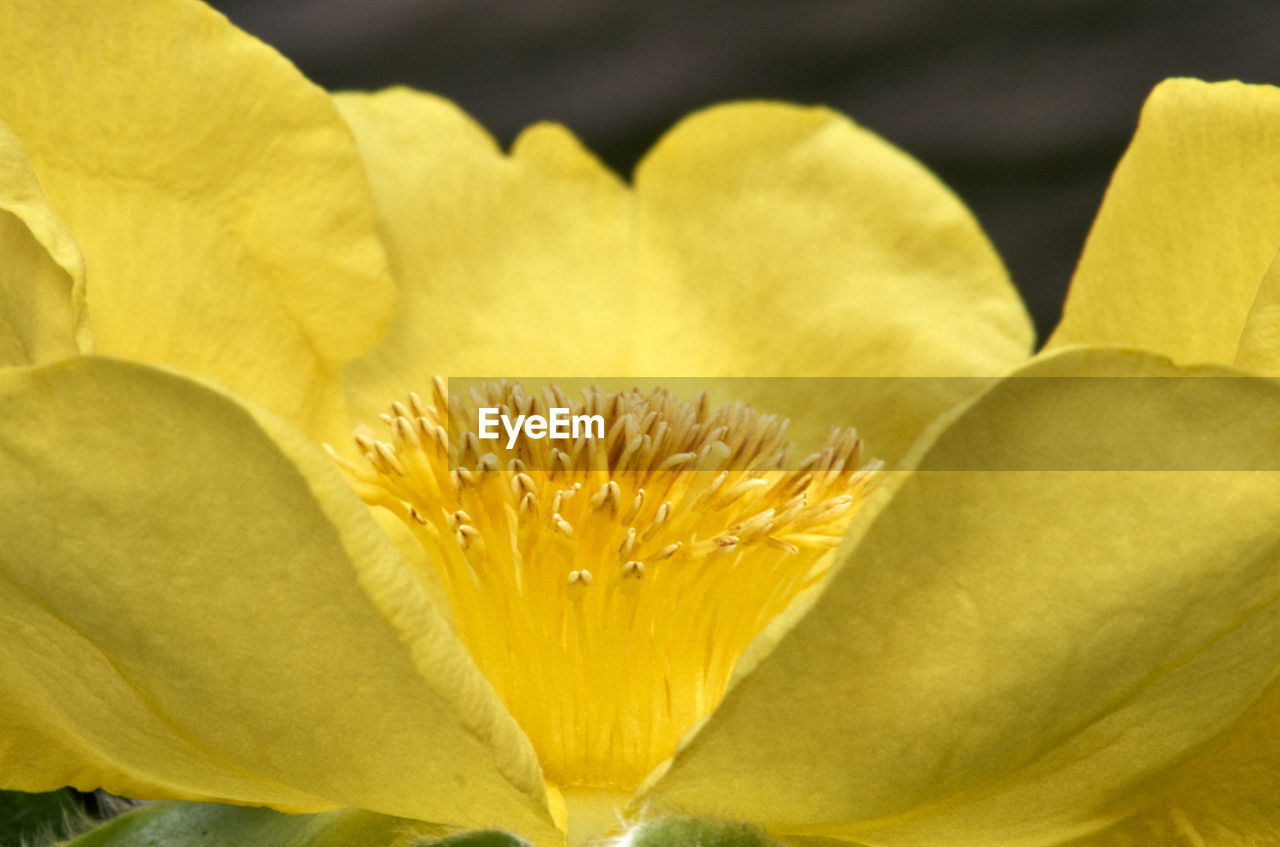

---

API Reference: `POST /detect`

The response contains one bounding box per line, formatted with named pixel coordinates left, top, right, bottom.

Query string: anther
left=553, top=513, right=574, bottom=537
left=619, top=526, right=637, bottom=558
left=374, top=441, right=404, bottom=475
left=695, top=390, right=710, bottom=419
left=512, top=473, right=537, bottom=498
left=617, top=433, right=645, bottom=469
left=621, top=560, right=645, bottom=580
left=551, top=484, right=581, bottom=515
left=730, top=508, right=777, bottom=542
left=393, top=415, right=420, bottom=449
left=430, top=376, right=448, bottom=415
left=552, top=450, right=573, bottom=475
left=808, top=494, right=857, bottom=523
left=590, top=480, right=621, bottom=515
left=622, top=489, right=645, bottom=524
left=408, top=391, right=429, bottom=419
left=455, top=524, right=481, bottom=550
left=449, top=510, right=472, bottom=530
left=425, top=425, right=445, bottom=454
left=794, top=453, right=823, bottom=474
left=722, top=477, right=770, bottom=505
left=653, top=541, right=682, bottom=561
left=696, top=440, right=732, bottom=469
left=459, top=431, right=482, bottom=463
left=766, top=536, right=800, bottom=554
left=782, top=532, right=845, bottom=550
left=774, top=493, right=808, bottom=523
left=321, top=443, right=359, bottom=475
left=657, top=451, right=698, bottom=471
left=690, top=472, right=728, bottom=510
left=641, top=502, right=672, bottom=542
left=567, top=569, right=593, bottom=587
left=353, top=426, right=377, bottom=454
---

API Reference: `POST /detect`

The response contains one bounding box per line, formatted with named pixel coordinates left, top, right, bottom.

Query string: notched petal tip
left=510, top=122, right=626, bottom=187
left=630, top=96, right=1032, bottom=463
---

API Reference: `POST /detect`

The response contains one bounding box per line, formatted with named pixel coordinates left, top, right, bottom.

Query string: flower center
left=330, top=379, right=878, bottom=789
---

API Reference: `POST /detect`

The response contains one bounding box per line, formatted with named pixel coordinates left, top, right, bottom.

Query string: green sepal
left=625, top=817, right=784, bottom=847
left=0, top=789, right=84, bottom=847
left=423, top=831, right=531, bottom=847
left=61, top=802, right=432, bottom=847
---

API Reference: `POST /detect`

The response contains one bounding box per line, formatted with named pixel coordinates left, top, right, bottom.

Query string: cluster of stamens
left=329, top=378, right=879, bottom=789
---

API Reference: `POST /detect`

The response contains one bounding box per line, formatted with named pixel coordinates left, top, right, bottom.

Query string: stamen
left=332, top=380, right=880, bottom=789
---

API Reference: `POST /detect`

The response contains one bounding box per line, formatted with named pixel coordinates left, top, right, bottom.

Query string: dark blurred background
left=207, top=0, right=1280, bottom=343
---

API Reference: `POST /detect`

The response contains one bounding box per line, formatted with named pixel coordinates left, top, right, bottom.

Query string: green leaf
left=425, top=831, right=531, bottom=847
left=63, top=802, right=428, bottom=847
left=0, top=789, right=82, bottom=847
left=625, top=817, right=783, bottom=847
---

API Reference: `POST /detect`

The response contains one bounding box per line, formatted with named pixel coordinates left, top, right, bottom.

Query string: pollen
left=329, top=378, right=879, bottom=790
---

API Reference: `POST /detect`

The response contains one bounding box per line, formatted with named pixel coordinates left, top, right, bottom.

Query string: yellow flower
left=2, top=3, right=1279, bottom=847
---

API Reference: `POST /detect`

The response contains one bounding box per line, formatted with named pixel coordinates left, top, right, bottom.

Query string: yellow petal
left=1059, top=672, right=1280, bottom=846
left=1235, top=247, right=1280, bottom=376
left=338, top=91, right=1032, bottom=463
left=0, top=119, right=90, bottom=365
left=0, top=0, right=396, bottom=443
left=336, top=88, right=634, bottom=430
left=630, top=101, right=1033, bottom=461
left=638, top=347, right=1280, bottom=846
left=1049, top=79, right=1280, bottom=365
left=0, top=357, right=558, bottom=845
left=65, top=802, right=439, bottom=847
